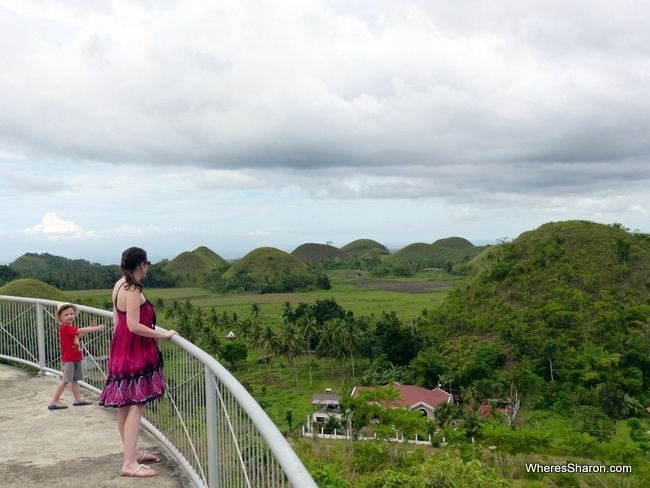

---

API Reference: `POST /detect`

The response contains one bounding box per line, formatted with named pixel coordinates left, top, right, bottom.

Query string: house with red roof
left=350, top=383, right=452, bottom=419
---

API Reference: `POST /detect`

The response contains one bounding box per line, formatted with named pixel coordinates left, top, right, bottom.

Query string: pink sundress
left=99, top=296, right=166, bottom=407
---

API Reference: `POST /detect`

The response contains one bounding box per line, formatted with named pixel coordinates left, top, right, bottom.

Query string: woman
left=99, top=247, right=178, bottom=478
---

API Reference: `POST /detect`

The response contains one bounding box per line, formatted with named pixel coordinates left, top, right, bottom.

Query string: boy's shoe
left=48, top=403, right=68, bottom=410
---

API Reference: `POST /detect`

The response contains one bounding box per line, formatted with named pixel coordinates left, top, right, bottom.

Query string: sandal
left=48, top=403, right=68, bottom=410
left=121, top=464, right=157, bottom=477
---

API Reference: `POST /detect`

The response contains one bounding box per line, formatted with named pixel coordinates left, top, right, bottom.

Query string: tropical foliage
left=4, top=220, right=650, bottom=486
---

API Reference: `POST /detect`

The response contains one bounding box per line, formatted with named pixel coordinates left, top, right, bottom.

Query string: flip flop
left=121, top=464, right=157, bottom=478
left=138, top=451, right=160, bottom=464
left=73, top=401, right=93, bottom=406
left=48, top=404, right=68, bottom=410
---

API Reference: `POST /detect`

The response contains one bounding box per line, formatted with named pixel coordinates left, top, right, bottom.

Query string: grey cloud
left=1, top=0, right=650, bottom=204
left=3, top=171, right=71, bottom=194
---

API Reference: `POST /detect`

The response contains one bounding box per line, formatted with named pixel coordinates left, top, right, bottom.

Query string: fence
left=0, top=295, right=317, bottom=488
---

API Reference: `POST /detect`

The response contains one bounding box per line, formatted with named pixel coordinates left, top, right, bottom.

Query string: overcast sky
left=2, top=0, right=649, bottom=265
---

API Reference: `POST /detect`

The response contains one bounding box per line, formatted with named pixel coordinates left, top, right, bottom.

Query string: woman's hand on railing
left=163, top=330, right=179, bottom=340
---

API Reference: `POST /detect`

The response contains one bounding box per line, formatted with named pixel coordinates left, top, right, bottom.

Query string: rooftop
left=350, top=383, right=452, bottom=409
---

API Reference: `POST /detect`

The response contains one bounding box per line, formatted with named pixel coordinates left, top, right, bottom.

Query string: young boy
left=48, top=302, right=106, bottom=410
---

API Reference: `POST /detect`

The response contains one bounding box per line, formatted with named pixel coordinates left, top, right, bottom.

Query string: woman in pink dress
left=99, top=247, right=178, bottom=478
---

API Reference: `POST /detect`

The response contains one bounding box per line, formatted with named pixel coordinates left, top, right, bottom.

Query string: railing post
left=205, top=366, right=219, bottom=488
left=36, top=303, right=46, bottom=375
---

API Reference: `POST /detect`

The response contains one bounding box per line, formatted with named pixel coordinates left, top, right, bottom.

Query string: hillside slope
left=428, top=220, right=650, bottom=412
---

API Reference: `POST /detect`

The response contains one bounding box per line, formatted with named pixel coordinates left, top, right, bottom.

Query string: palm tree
left=208, top=306, right=220, bottom=329
left=434, top=401, right=461, bottom=429
left=317, top=319, right=344, bottom=377
left=464, top=379, right=504, bottom=406
left=250, top=303, right=261, bottom=320
left=278, top=320, right=307, bottom=387
left=339, top=315, right=361, bottom=377
left=298, top=316, right=319, bottom=355
left=199, top=326, right=222, bottom=357
left=236, top=318, right=253, bottom=341
left=256, top=326, right=280, bottom=359
left=461, top=408, right=483, bottom=440
left=281, top=302, right=294, bottom=322
left=325, top=317, right=349, bottom=373
left=298, top=316, right=319, bottom=385
left=165, top=300, right=180, bottom=319
left=250, top=322, right=263, bottom=349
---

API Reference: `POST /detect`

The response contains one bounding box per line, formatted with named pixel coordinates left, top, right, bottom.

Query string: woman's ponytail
left=121, top=247, right=147, bottom=292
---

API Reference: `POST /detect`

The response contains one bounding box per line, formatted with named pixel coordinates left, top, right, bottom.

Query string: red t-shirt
left=59, top=324, right=82, bottom=362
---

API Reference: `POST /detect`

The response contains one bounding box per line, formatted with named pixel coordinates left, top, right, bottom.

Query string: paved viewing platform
left=0, top=363, right=193, bottom=488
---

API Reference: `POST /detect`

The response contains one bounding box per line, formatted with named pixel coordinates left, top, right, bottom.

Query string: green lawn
left=70, top=273, right=454, bottom=428
left=71, top=280, right=452, bottom=320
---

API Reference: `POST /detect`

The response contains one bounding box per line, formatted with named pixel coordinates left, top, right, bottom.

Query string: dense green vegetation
left=2, top=235, right=488, bottom=293
left=430, top=221, right=650, bottom=410
left=3, top=221, right=650, bottom=486
left=0, top=252, right=176, bottom=290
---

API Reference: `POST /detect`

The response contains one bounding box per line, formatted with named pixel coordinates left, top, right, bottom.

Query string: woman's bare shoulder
left=113, top=278, right=139, bottom=292
left=112, top=279, right=140, bottom=304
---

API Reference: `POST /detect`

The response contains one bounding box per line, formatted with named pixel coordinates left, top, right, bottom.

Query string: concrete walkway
left=0, top=363, right=194, bottom=488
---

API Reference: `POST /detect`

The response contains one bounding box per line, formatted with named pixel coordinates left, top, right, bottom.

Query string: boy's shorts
left=62, top=361, right=84, bottom=382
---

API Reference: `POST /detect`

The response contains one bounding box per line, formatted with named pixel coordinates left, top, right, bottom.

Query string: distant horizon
left=0, top=237, right=498, bottom=267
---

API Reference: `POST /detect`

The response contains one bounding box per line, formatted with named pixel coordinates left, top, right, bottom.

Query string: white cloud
left=22, top=212, right=93, bottom=238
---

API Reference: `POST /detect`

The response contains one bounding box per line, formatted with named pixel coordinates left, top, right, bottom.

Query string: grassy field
left=71, top=269, right=459, bottom=320
left=69, top=270, right=459, bottom=428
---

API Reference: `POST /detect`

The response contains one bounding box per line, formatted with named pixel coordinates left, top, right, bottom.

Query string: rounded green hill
left=192, top=246, right=229, bottom=267
left=10, top=254, right=51, bottom=274
left=164, top=247, right=230, bottom=286
left=222, top=247, right=324, bottom=293
left=0, top=278, right=73, bottom=302
left=291, top=243, right=352, bottom=264
left=433, top=236, right=475, bottom=249
left=340, top=239, right=389, bottom=259
left=223, top=247, right=309, bottom=280
left=437, top=220, right=650, bottom=334
left=389, top=239, right=487, bottom=265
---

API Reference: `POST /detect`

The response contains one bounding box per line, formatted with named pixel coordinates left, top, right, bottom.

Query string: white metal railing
left=0, top=295, right=316, bottom=488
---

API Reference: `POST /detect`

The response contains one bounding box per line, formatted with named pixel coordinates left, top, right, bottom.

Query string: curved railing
left=0, top=295, right=317, bottom=488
